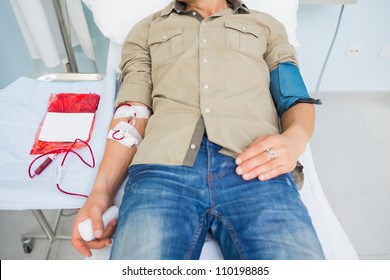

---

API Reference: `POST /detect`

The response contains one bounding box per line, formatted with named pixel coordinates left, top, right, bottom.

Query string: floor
left=0, top=91, right=389, bottom=260
left=311, top=91, right=390, bottom=260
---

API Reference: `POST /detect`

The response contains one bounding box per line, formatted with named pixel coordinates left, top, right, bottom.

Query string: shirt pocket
left=224, top=21, right=265, bottom=62
left=148, top=27, right=184, bottom=67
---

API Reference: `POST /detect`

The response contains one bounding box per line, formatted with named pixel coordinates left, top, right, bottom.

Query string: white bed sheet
left=0, top=70, right=116, bottom=210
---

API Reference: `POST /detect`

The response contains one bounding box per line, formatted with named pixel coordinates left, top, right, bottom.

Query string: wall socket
left=346, top=44, right=361, bottom=57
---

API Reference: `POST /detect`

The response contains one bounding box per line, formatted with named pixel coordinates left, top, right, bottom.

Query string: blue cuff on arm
left=269, top=62, right=321, bottom=117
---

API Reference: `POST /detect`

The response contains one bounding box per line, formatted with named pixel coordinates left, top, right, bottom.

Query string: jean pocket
left=224, top=21, right=266, bottom=62
left=261, top=172, right=299, bottom=194
left=126, top=164, right=147, bottom=193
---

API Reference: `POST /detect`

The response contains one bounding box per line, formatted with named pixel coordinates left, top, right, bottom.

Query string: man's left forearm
left=281, top=103, right=315, bottom=157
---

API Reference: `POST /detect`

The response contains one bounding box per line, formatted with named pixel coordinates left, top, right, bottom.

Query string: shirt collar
left=161, top=0, right=250, bottom=17
left=229, top=0, right=250, bottom=14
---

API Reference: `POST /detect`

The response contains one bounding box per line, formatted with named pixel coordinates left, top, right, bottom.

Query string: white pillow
left=82, top=0, right=171, bottom=45
left=243, top=0, right=299, bottom=46
left=82, top=0, right=299, bottom=46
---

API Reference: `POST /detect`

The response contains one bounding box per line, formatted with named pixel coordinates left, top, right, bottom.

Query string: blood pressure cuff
left=270, top=62, right=321, bottom=117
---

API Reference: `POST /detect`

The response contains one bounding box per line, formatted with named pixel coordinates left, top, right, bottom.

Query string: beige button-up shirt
left=115, top=0, right=299, bottom=167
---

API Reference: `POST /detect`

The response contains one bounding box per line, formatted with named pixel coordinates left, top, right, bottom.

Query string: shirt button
left=202, top=22, right=207, bottom=26
left=203, top=58, right=208, bottom=64
left=191, top=144, right=196, bottom=149
left=242, top=26, right=247, bottom=31
left=205, top=108, right=210, bottom=113
left=204, top=84, right=209, bottom=90
left=162, top=35, right=167, bottom=40
left=202, top=38, right=207, bottom=43
left=192, top=11, right=197, bottom=16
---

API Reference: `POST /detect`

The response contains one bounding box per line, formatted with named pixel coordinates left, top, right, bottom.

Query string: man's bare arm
left=71, top=102, right=149, bottom=257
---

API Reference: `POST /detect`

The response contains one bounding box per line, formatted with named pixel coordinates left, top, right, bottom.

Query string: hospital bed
left=0, top=0, right=358, bottom=260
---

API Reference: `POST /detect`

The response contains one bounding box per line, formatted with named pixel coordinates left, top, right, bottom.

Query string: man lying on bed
left=71, top=0, right=324, bottom=260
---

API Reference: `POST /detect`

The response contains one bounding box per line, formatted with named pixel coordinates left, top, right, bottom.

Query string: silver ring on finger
left=266, top=148, right=276, bottom=161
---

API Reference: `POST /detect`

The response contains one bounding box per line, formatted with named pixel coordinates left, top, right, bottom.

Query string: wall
left=0, top=0, right=33, bottom=88
left=297, top=0, right=390, bottom=92
left=0, top=1, right=108, bottom=89
left=1, top=0, right=389, bottom=91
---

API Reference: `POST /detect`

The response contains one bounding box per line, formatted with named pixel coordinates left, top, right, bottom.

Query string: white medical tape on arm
left=107, top=121, right=143, bottom=148
left=114, top=105, right=150, bottom=120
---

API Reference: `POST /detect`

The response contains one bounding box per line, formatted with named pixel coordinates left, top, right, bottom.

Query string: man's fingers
left=72, top=239, right=93, bottom=257
left=71, top=225, right=93, bottom=257
left=258, top=166, right=289, bottom=181
left=83, top=219, right=117, bottom=250
left=235, top=134, right=299, bottom=181
left=85, top=238, right=113, bottom=250
left=88, top=207, right=105, bottom=239
left=71, top=218, right=117, bottom=256
left=239, top=158, right=281, bottom=181
left=71, top=206, right=106, bottom=256
left=236, top=135, right=279, bottom=165
left=100, top=219, right=118, bottom=240
left=236, top=149, right=275, bottom=178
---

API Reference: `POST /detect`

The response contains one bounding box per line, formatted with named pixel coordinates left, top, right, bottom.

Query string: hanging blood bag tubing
left=30, top=93, right=100, bottom=155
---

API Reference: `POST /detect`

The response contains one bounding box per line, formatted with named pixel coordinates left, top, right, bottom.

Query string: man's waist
left=132, top=118, right=280, bottom=168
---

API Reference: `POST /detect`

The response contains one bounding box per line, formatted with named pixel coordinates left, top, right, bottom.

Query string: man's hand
left=71, top=194, right=117, bottom=257
left=235, top=134, right=301, bottom=181
left=235, top=103, right=315, bottom=182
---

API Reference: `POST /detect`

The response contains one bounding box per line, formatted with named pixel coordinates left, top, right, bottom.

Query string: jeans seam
left=184, top=213, right=207, bottom=259
left=214, top=213, right=247, bottom=260
left=206, top=140, right=215, bottom=209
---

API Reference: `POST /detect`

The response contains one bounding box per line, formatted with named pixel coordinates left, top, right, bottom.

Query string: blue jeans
left=110, top=136, right=324, bottom=260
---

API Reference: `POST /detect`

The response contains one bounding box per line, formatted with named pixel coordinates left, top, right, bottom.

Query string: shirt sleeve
left=263, top=15, right=299, bottom=71
left=264, top=15, right=321, bottom=117
left=114, top=18, right=153, bottom=109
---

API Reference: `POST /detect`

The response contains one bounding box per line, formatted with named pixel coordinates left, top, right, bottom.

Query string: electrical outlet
left=346, top=44, right=361, bottom=57
left=379, top=45, right=390, bottom=58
